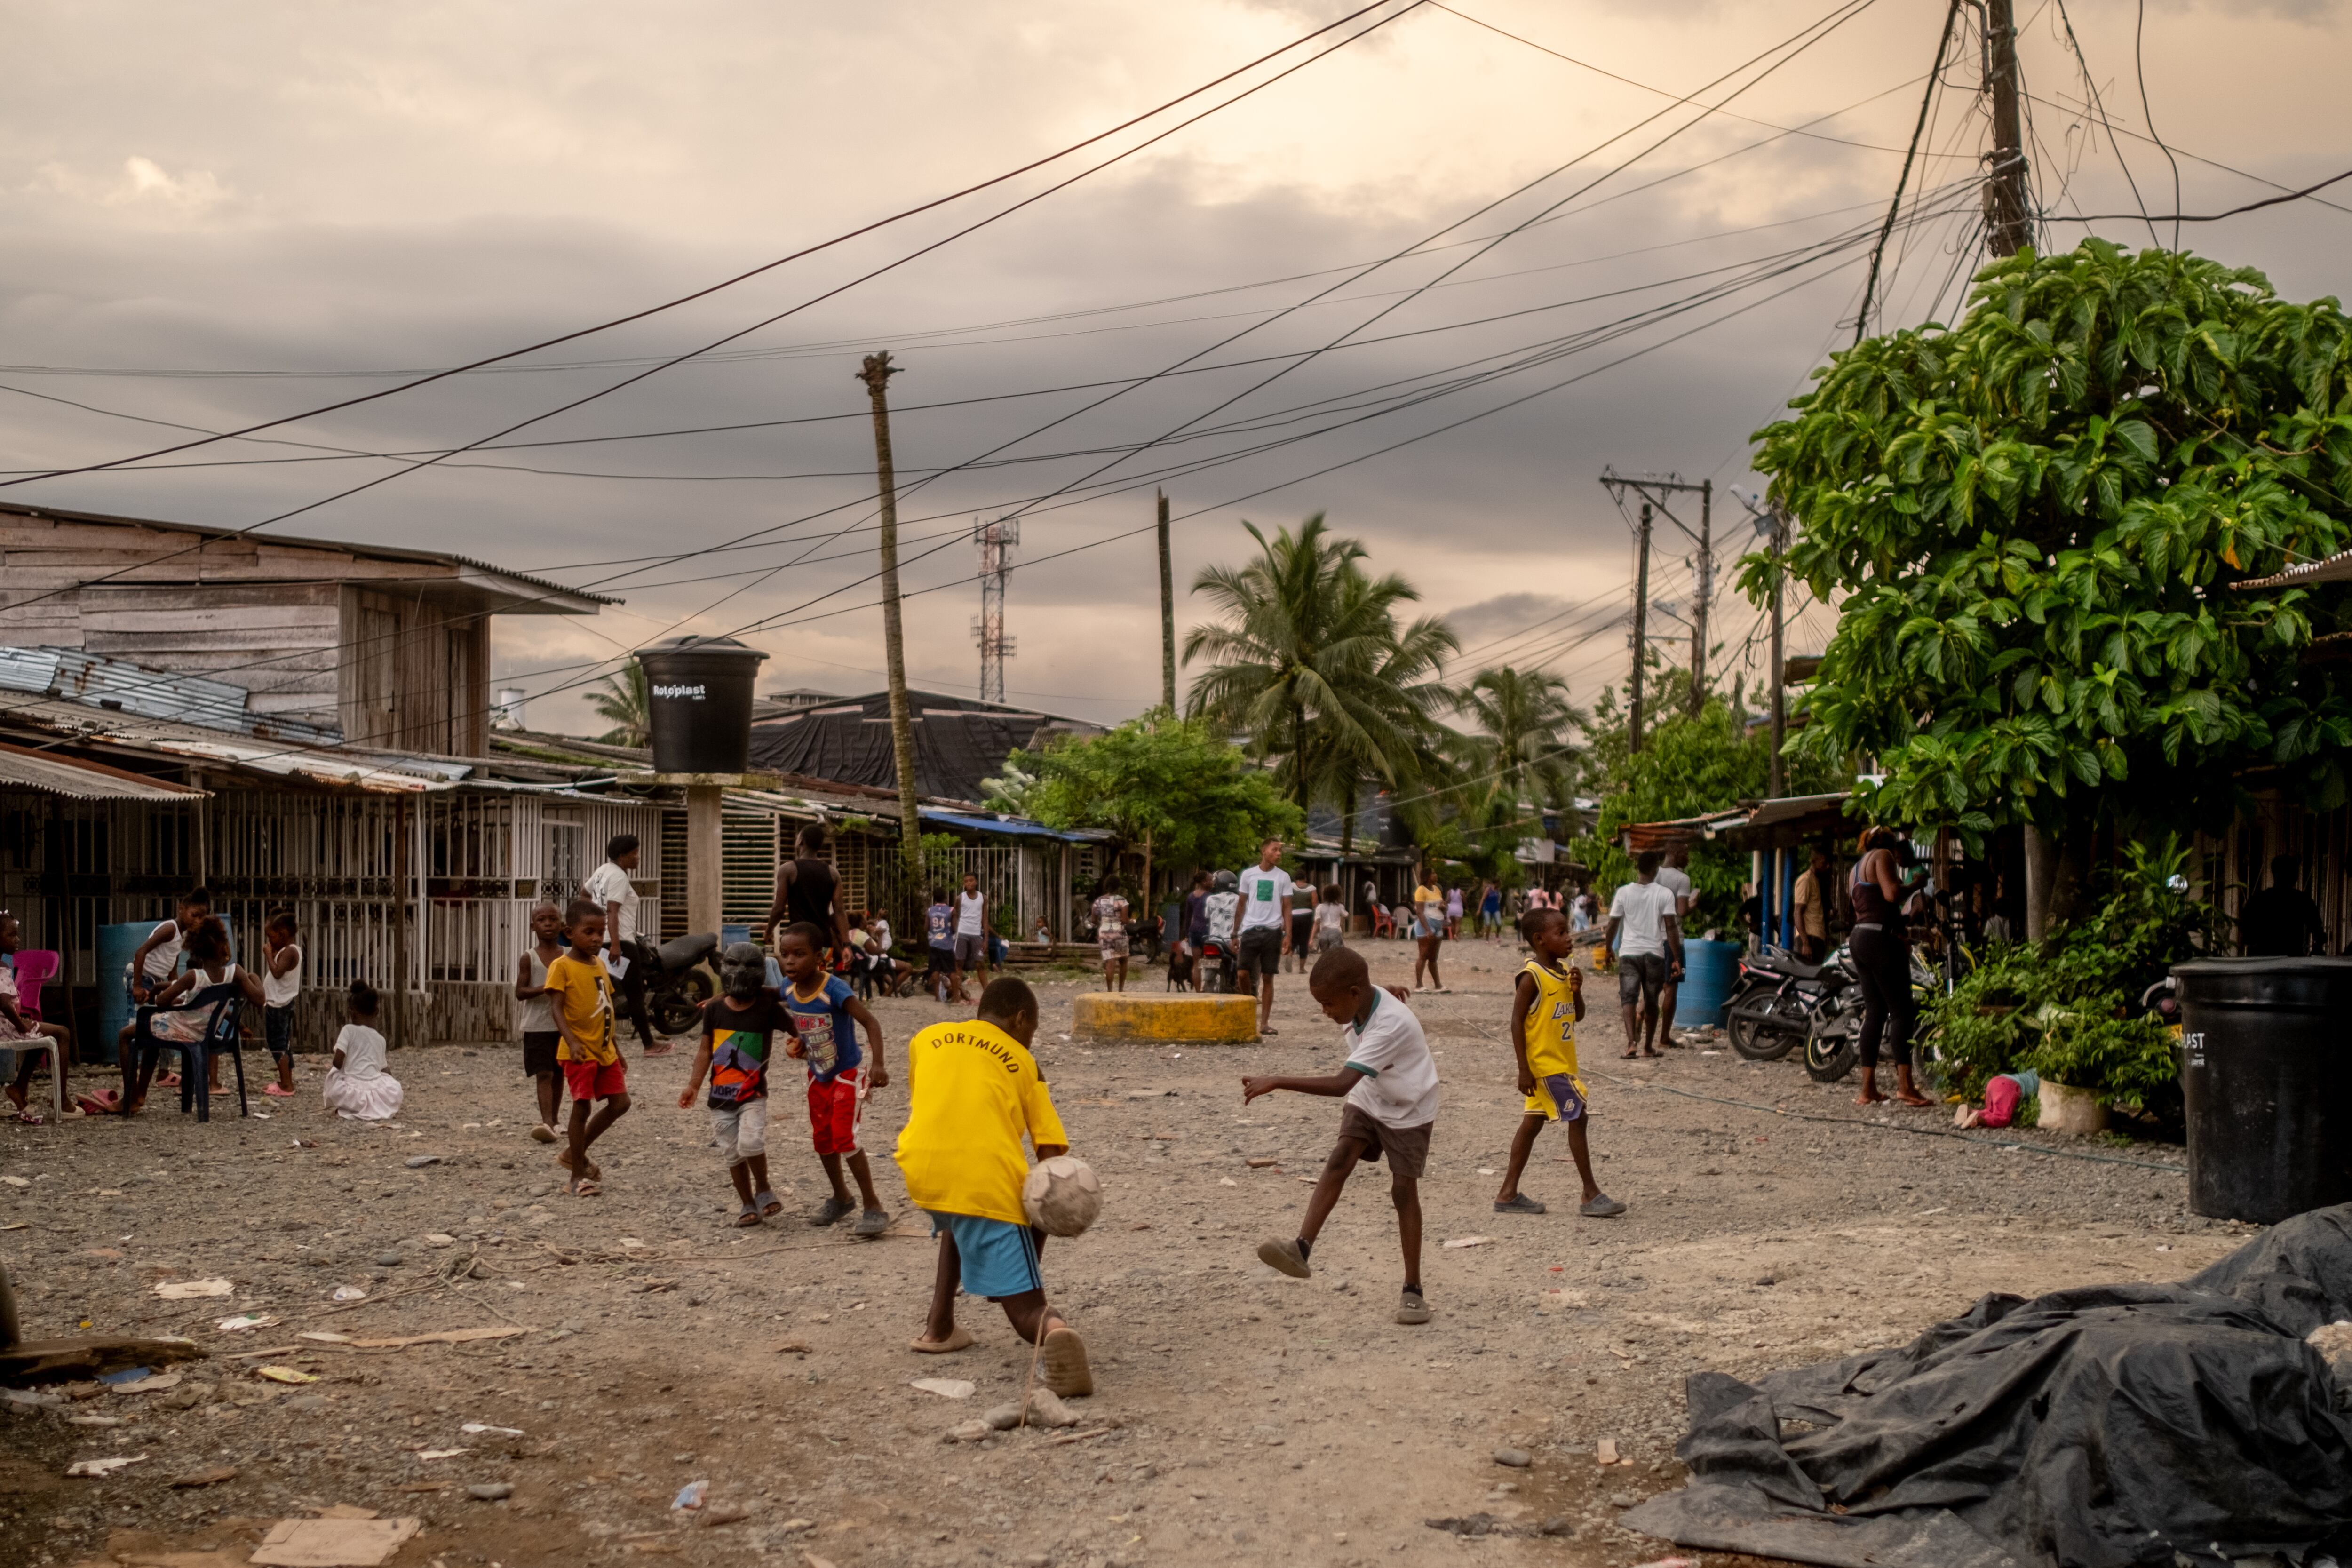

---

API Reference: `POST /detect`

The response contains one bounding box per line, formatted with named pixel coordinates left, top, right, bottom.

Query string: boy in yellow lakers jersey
left=1494, top=905, right=1626, bottom=1218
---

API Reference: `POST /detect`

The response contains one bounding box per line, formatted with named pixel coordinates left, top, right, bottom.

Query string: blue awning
left=919, top=808, right=1103, bottom=842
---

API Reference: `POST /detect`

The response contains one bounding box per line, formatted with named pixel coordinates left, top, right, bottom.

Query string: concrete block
left=1070, top=992, right=1259, bottom=1043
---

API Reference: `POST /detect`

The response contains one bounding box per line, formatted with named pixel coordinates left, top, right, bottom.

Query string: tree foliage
left=1009, top=711, right=1305, bottom=880
left=1184, top=516, right=1457, bottom=832
left=1746, top=240, right=2352, bottom=849
left=590, top=664, right=652, bottom=748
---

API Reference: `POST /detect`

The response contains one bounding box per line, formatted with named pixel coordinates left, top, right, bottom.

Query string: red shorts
left=562, top=1058, right=628, bottom=1102
left=806, top=1067, right=864, bottom=1155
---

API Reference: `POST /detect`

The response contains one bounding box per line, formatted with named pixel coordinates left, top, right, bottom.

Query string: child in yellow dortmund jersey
left=894, top=976, right=1093, bottom=1397
left=1494, top=905, right=1627, bottom=1218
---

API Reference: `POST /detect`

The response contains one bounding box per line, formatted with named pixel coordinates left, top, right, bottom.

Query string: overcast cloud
left=1, top=0, right=2345, bottom=733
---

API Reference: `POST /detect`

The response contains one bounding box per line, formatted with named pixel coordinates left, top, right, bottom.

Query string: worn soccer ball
left=1022, top=1155, right=1103, bottom=1237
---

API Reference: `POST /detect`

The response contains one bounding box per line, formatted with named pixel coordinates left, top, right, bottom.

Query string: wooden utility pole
left=1689, top=479, right=1713, bottom=714
left=857, top=351, right=924, bottom=901
left=1767, top=506, right=1787, bottom=799
left=1157, top=489, right=1176, bottom=713
left=1984, top=0, right=2031, bottom=257
left=1629, top=501, right=1653, bottom=752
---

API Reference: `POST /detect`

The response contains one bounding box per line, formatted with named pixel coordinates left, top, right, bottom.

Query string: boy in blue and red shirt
left=678, top=941, right=787, bottom=1227
left=775, top=921, right=892, bottom=1237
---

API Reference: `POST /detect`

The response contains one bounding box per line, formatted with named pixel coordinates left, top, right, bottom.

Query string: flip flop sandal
left=555, top=1149, right=603, bottom=1182
left=910, top=1325, right=975, bottom=1354
left=1040, top=1325, right=1094, bottom=1398
left=263, top=1083, right=295, bottom=1098
left=733, top=1204, right=763, bottom=1228
left=571, top=1178, right=602, bottom=1196
left=157, top=1071, right=182, bottom=1087
left=755, top=1190, right=784, bottom=1218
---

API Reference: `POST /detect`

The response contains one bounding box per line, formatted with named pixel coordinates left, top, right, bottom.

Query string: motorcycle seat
left=659, top=931, right=719, bottom=970
left=1749, top=947, right=1827, bottom=981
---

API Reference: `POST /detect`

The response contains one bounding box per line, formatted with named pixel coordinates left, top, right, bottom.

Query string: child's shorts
left=1525, top=1071, right=1588, bottom=1123
left=521, top=1031, right=560, bottom=1078
left=925, top=945, right=956, bottom=978
left=709, top=1098, right=768, bottom=1165
left=806, top=1067, right=864, bottom=1155
left=927, top=1210, right=1044, bottom=1299
left=563, top=1057, right=628, bottom=1102
left=263, top=1004, right=296, bottom=1065
left=1335, top=1102, right=1432, bottom=1179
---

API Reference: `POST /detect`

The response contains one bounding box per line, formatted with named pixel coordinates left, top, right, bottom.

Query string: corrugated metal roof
left=0, top=646, right=344, bottom=745
left=0, top=740, right=206, bottom=801
left=2234, top=547, right=2352, bottom=591
left=0, top=695, right=460, bottom=794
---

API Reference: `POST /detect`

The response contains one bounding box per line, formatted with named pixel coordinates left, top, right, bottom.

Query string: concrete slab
left=1070, top=992, right=1258, bottom=1042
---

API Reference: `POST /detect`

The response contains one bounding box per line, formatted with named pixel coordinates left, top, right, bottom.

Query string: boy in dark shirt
left=678, top=941, right=787, bottom=1226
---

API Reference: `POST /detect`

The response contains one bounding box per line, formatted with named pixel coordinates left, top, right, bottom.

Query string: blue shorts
left=926, top=1211, right=1044, bottom=1300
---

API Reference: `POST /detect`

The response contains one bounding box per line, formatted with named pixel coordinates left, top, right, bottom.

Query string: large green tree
left=1007, top=711, right=1305, bottom=902
left=1748, top=240, right=2352, bottom=924
left=1184, top=515, right=1457, bottom=847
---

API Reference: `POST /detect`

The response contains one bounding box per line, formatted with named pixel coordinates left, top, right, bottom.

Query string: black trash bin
left=635, top=636, right=769, bottom=775
left=2174, top=956, right=2352, bottom=1224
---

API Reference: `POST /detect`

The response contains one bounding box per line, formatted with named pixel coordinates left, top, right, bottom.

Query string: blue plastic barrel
left=722, top=923, right=751, bottom=950
left=1675, top=937, right=1741, bottom=1029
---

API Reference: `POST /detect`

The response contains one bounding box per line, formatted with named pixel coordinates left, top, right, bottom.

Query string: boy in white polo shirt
left=1243, top=947, right=1440, bottom=1326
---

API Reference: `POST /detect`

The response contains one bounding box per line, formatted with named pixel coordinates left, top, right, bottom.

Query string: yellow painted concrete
left=1070, top=992, right=1259, bottom=1042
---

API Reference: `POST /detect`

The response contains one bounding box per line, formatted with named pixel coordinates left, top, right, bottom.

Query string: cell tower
left=971, top=515, right=1019, bottom=703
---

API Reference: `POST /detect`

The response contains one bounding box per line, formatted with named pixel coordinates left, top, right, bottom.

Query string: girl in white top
left=125, top=917, right=262, bottom=1116
left=323, top=979, right=403, bottom=1122
left=1311, top=885, right=1348, bottom=953
left=261, top=910, right=302, bottom=1098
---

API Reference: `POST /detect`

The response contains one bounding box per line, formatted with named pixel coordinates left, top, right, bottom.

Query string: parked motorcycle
left=1724, top=944, right=1831, bottom=1062
left=637, top=932, right=721, bottom=1036
left=1802, top=942, right=1938, bottom=1083
left=1199, top=933, right=1239, bottom=995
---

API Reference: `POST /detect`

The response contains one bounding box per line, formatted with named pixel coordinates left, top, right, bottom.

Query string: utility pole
left=1690, top=479, right=1712, bottom=715
left=1984, top=0, right=2031, bottom=257
left=972, top=516, right=1018, bottom=703
left=1767, top=506, right=1787, bottom=799
left=856, top=351, right=924, bottom=901
left=1629, top=502, right=1652, bottom=752
left=1157, top=489, right=1176, bottom=713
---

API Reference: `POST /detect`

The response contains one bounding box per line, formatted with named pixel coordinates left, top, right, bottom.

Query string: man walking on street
left=1605, top=851, right=1682, bottom=1059
left=585, top=835, right=668, bottom=1056
left=1231, top=838, right=1295, bottom=1036
left=1653, top=845, right=1693, bottom=1044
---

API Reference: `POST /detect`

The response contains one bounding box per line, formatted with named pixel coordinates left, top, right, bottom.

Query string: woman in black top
left=1847, top=827, right=1929, bottom=1108
left=764, top=823, right=847, bottom=958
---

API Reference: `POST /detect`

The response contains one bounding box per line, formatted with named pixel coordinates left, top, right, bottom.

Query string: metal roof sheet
left=2233, top=547, right=2352, bottom=591
left=0, top=740, right=206, bottom=801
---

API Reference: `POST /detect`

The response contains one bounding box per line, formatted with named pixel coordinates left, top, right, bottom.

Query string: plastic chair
left=7, top=950, right=65, bottom=1122
left=134, top=982, right=249, bottom=1122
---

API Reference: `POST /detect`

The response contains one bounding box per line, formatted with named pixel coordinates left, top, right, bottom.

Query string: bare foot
left=3, top=1084, right=24, bottom=1113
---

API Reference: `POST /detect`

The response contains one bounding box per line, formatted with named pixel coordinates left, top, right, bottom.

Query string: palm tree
left=589, top=664, right=651, bottom=748
left=1455, top=665, right=1581, bottom=812
left=1184, top=515, right=1460, bottom=841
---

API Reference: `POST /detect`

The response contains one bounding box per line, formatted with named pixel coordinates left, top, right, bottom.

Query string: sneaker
left=1395, top=1289, right=1432, bottom=1326
left=1256, top=1237, right=1312, bottom=1279
left=1493, top=1193, right=1547, bottom=1215
left=809, top=1195, right=855, bottom=1227
left=1579, top=1193, right=1629, bottom=1218
left=852, top=1207, right=892, bottom=1239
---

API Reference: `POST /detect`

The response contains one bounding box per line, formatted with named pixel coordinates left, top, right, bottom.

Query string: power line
left=2134, top=0, right=2182, bottom=248
left=2058, top=167, right=2352, bottom=225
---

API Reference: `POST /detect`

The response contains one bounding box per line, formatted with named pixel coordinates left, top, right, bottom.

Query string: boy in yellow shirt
left=547, top=899, right=631, bottom=1196
left=1493, top=905, right=1625, bottom=1219
left=894, top=976, right=1092, bottom=1398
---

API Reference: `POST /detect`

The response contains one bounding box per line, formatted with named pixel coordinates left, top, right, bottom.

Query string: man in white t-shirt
left=1228, top=838, right=1295, bottom=1036
left=1605, top=849, right=1683, bottom=1060
left=1242, top=947, right=1439, bottom=1326
left=582, top=835, right=666, bottom=1055
left=1653, top=845, right=1695, bottom=1045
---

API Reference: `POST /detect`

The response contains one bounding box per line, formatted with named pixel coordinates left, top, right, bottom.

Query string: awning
left=0, top=741, right=207, bottom=802
left=919, top=808, right=1103, bottom=842
left=2234, top=548, right=2352, bottom=590
left=1621, top=792, right=1857, bottom=853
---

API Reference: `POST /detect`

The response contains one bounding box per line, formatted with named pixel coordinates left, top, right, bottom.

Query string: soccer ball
left=1022, top=1155, right=1102, bottom=1237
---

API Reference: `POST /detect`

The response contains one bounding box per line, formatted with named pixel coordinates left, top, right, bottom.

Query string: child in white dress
left=321, top=979, right=403, bottom=1121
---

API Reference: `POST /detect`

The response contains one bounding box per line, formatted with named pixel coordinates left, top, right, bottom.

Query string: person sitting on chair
left=123, top=917, right=261, bottom=1117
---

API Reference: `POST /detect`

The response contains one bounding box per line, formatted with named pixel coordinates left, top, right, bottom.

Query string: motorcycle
left=1198, top=933, right=1239, bottom=995
left=1724, top=944, right=1831, bottom=1062
left=635, top=932, right=721, bottom=1036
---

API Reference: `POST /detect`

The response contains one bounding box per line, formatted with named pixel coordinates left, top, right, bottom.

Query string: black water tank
left=2174, top=957, right=2352, bottom=1224
left=635, top=636, right=769, bottom=775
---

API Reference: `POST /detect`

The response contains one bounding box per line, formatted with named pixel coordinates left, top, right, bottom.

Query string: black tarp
left=747, top=692, right=1069, bottom=805
left=1622, top=1206, right=2352, bottom=1568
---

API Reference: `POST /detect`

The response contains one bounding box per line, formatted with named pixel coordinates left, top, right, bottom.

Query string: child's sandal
left=755, top=1191, right=784, bottom=1218
left=570, top=1178, right=602, bottom=1197
left=732, top=1204, right=763, bottom=1228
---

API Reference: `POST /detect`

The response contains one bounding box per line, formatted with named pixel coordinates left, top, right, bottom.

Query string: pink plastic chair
left=8, top=949, right=64, bottom=1121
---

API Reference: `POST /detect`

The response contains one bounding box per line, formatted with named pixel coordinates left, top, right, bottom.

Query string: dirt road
left=2, top=939, right=2252, bottom=1568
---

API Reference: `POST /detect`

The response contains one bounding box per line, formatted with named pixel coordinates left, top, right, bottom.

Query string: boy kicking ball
left=1246, top=947, right=1440, bottom=1326
left=894, top=976, right=1093, bottom=1397
left=1493, top=906, right=1627, bottom=1219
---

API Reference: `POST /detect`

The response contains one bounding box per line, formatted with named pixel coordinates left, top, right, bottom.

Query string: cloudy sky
left=2, top=0, right=2346, bottom=735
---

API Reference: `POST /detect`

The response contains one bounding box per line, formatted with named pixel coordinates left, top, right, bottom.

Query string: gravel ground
left=1, top=938, right=2259, bottom=1568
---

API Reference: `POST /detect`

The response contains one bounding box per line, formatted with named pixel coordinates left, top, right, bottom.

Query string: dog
left=1165, top=941, right=1197, bottom=992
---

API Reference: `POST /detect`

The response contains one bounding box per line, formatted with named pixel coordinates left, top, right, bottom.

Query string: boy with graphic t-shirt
left=679, top=941, right=789, bottom=1226
left=923, top=890, right=966, bottom=1004
left=773, top=921, right=892, bottom=1237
